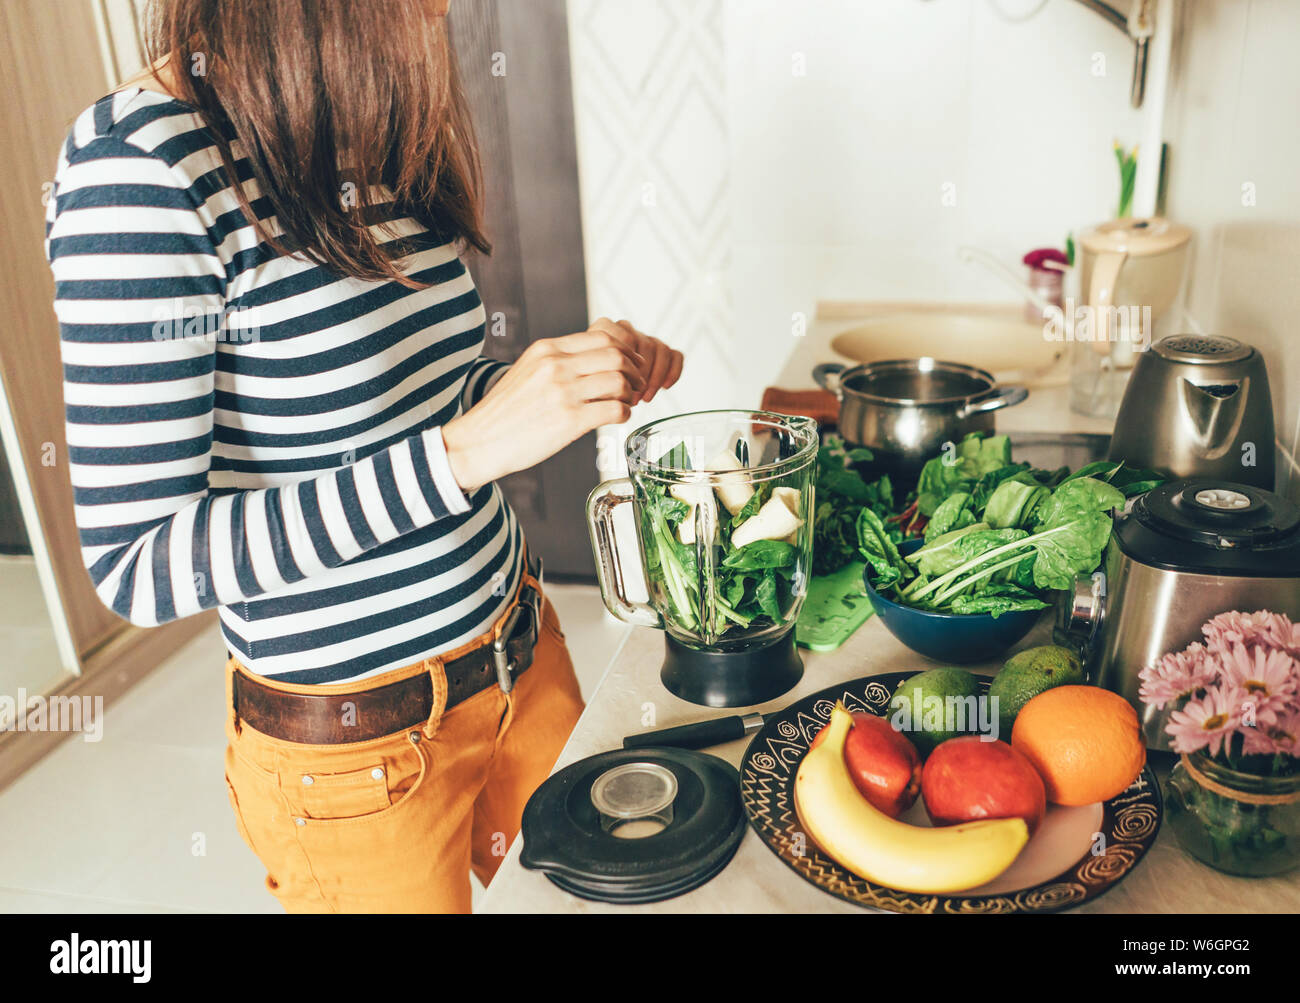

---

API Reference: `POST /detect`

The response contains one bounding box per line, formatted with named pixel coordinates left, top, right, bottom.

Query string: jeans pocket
left=289, top=732, right=431, bottom=828
left=298, top=764, right=393, bottom=820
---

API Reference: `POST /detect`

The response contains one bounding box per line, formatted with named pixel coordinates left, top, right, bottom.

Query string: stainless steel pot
left=813, top=359, right=1027, bottom=478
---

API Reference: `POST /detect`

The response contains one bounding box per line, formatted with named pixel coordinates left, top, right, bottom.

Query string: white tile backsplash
left=570, top=0, right=1145, bottom=418
left=1165, top=0, right=1300, bottom=497
left=569, top=0, right=1298, bottom=495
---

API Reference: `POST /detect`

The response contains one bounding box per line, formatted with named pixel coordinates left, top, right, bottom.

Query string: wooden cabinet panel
left=0, top=0, right=127, bottom=658
left=452, top=0, right=598, bottom=579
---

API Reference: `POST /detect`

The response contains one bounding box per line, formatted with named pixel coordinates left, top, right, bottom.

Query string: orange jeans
left=223, top=590, right=585, bottom=913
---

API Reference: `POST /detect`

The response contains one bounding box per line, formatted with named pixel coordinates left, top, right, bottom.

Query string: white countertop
left=478, top=312, right=1298, bottom=914
left=479, top=610, right=1300, bottom=914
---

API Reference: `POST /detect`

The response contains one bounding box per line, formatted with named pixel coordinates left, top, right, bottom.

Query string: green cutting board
left=796, top=560, right=876, bottom=652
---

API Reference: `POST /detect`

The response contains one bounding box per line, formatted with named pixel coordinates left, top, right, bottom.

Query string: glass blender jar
left=587, top=410, right=818, bottom=707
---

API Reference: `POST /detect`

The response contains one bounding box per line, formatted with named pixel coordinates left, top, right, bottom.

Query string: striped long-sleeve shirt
left=45, top=87, right=522, bottom=685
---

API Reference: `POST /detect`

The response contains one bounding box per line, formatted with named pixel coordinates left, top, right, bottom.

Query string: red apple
left=921, top=736, right=1046, bottom=835
left=810, top=712, right=922, bottom=818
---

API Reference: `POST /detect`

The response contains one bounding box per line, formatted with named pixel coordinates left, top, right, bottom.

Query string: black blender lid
left=519, top=747, right=746, bottom=905
left=1116, top=478, right=1300, bottom=576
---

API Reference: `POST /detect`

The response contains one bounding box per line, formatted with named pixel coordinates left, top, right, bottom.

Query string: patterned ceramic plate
left=740, top=672, right=1163, bottom=914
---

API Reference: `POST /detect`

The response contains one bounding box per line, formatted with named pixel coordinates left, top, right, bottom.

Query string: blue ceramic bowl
left=863, top=539, right=1044, bottom=663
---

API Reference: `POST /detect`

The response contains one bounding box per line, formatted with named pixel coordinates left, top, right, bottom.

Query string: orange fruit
left=1010, top=685, right=1145, bottom=806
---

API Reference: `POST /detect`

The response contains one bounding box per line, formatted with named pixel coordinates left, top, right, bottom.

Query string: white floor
left=0, top=583, right=629, bottom=913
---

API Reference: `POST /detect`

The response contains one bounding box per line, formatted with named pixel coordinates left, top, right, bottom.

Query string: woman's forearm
left=69, top=419, right=474, bottom=627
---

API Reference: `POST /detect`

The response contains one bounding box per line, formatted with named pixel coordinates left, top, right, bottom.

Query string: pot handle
left=958, top=385, right=1028, bottom=418
left=812, top=362, right=846, bottom=399
left=586, top=478, right=663, bottom=628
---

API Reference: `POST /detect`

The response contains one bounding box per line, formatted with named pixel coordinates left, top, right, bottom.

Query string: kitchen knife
left=622, top=712, right=767, bottom=751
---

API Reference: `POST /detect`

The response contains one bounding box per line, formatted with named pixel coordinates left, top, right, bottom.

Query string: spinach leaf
left=654, top=440, right=692, bottom=472
left=907, top=522, right=990, bottom=578
left=925, top=491, right=976, bottom=541
left=723, top=539, right=797, bottom=571
left=1063, top=460, right=1167, bottom=497
left=947, top=593, right=1049, bottom=617
left=755, top=571, right=781, bottom=621
left=659, top=494, right=691, bottom=525
left=811, top=436, right=895, bottom=575
left=984, top=477, right=1048, bottom=529
left=915, top=432, right=1012, bottom=515
left=856, top=507, right=908, bottom=590
left=1025, top=476, right=1124, bottom=589
left=969, top=463, right=1031, bottom=511
left=731, top=482, right=768, bottom=526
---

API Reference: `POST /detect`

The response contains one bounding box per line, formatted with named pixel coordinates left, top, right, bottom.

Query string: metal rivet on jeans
left=301, top=775, right=314, bottom=785
left=409, top=731, right=422, bottom=743
left=294, top=818, right=306, bottom=827
left=371, top=767, right=384, bottom=780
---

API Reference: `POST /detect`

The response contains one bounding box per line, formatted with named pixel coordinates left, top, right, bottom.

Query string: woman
left=45, top=0, right=682, bottom=913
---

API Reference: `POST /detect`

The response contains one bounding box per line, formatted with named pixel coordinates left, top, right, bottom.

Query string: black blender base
left=660, top=630, right=802, bottom=708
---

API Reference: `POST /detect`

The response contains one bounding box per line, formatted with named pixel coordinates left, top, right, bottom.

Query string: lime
left=888, top=667, right=981, bottom=757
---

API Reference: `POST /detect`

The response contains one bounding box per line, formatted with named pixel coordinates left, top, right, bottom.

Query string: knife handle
left=623, top=713, right=762, bottom=751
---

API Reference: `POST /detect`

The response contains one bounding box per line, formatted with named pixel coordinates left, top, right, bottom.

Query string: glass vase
left=1165, top=752, right=1300, bottom=877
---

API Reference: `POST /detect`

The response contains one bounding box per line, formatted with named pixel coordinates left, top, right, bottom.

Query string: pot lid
left=1079, top=217, right=1191, bottom=256
left=1152, top=334, right=1253, bottom=365
left=519, top=747, right=746, bottom=904
left=1117, top=478, right=1300, bottom=576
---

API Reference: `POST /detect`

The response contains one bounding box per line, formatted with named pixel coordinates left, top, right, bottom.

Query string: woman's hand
left=443, top=319, right=683, bottom=492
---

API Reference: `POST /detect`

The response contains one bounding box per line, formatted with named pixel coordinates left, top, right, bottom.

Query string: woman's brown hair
left=144, top=0, right=490, bottom=287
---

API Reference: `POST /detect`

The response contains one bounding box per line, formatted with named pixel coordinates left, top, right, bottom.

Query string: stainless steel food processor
left=587, top=410, right=819, bottom=707
left=1056, top=477, right=1300, bottom=750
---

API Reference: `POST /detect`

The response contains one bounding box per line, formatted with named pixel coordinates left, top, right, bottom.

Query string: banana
left=794, top=703, right=1029, bottom=894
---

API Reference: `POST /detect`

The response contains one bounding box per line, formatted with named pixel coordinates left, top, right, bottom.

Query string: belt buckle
left=492, top=580, right=542, bottom=694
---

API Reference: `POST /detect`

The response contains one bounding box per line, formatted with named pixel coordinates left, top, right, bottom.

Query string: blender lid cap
left=1132, top=478, right=1299, bottom=550
left=590, top=762, right=678, bottom=820
left=1153, top=335, right=1253, bottom=365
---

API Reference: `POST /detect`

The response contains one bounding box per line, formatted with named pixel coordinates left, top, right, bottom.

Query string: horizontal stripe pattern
left=47, top=88, right=519, bottom=684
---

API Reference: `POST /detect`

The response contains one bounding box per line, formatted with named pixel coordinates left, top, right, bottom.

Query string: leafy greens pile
left=811, top=436, right=897, bottom=576
left=641, top=445, right=800, bottom=638
left=854, top=433, right=1164, bottom=618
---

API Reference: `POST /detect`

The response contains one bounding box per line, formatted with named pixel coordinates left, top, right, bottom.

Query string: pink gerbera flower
left=1263, top=613, right=1300, bottom=656
left=1166, top=685, right=1244, bottom=757
left=1273, top=708, right=1300, bottom=756
left=1202, top=610, right=1278, bottom=655
left=1138, top=642, right=1215, bottom=709
left=1222, top=642, right=1298, bottom=716
left=1150, top=610, right=1300, bottom=772
left=1243, top=707, right=1300, bottom=757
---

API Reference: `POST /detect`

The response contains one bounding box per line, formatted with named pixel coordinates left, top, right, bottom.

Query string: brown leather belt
left=231, top=568, right=544, bottom=745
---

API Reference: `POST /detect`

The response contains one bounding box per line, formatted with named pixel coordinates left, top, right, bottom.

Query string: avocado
left=989, top=645, right=1085, bottom=738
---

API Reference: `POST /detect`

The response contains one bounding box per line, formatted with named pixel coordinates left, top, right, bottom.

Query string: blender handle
left=586, top=478, right=663, bottom=628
